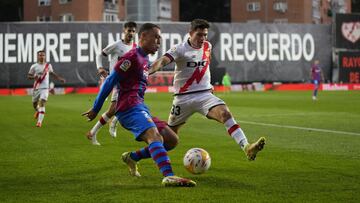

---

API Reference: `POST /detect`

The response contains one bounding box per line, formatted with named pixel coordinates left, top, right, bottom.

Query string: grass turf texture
left=0, top=91, right=359, bottom=202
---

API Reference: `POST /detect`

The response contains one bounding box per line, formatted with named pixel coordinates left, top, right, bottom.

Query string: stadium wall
left=0, top=22, right=332, bottom=88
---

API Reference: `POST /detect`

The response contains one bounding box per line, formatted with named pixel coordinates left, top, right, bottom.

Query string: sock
left=224, top=117, right=249, bottom=150
left=37, top=107, right=45, bottom=123
left=130, top=146, right=151, bottom=161
left=148, top=141, right=174, bottom=177
left=314, top=88, right=318, bottom=97
left=129, top=144, right=174, bottom=162
left=110, top=116, right=118, bottom=128
left=90, top=113, right=110, bottom=136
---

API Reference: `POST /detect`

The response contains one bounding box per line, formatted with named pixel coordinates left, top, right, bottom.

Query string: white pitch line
left=237, top=120, right=360, bottom=136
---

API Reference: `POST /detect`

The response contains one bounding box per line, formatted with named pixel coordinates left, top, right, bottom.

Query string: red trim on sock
left=135, top=150, right=142, bottom=157
left=99, top=116, right=107, bottom=125
left=149, top=146, right=163, bottom=153
left=153, top=152, right=168, bottom=161
left=228, top=124, right=240, bottom=135
left=158, top=160, right=170, bottom=168
left=163, top=169, right=173, bottom=176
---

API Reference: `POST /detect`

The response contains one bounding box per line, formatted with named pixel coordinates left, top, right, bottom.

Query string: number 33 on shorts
left=171, top=105, right=181, bottom=116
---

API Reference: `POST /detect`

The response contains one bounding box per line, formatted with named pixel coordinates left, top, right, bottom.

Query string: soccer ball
left=183, top=148, right=211, bottom=174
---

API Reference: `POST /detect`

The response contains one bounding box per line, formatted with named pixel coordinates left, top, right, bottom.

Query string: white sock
left=90, top=113, right=110, bottom=136
left=110, top=116, right=118, bottom=128
left=37, top=107, right=45, bottom=123
left=224, top=117, right=248, bottom=150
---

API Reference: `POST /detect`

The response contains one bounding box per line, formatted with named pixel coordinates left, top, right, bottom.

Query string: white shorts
left=110, top=87, right=119, bottom=102
left=168, top=91, right=225, bottom=126
left=32, top=88, right=49, bottom=103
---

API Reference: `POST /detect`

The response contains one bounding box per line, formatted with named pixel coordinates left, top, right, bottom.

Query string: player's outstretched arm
left=50, top=72, right=66, bottom=83
left=149, top=55, right=172, bottom=75
left=84, top=70, right=122, bottom=121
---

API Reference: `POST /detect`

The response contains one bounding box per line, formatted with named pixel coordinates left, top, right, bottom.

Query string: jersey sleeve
left=165, top=44, right=182, bottom=62
left=96, top=41, right=118, bottom=69
left=28, top=64, right=35, bottom=75
left=92, top=69, right=123, bottom=113
left=48, top=64, right=54, bottom=73
left=102, top=41, right=118, bottom=56
left=113, top=55, right=135, bottom=78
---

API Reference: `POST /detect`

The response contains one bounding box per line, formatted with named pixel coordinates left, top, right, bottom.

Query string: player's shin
left=109, top=116, right=118, bottom=137
left=90, top=112, right=110, bottom=135
left=148, top=141, right=174, bottom=177
left=37, top=107, right=45, bottom=124
left=224, top=117, right=249, bottom=150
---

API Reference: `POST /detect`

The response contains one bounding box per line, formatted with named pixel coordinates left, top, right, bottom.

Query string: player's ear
left=189, top=30, right=194, bottom=37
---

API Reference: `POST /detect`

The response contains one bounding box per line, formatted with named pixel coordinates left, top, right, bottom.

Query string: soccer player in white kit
left=149, top=19, right=265, bottom=161
left=27, top=50, right=65, bottom=127
left=86, top=21, right=137, bottom=145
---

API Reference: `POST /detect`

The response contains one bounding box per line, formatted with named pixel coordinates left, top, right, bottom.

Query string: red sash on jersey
left=33, top=63, right=49, bottom=89
left=179, top=42, right=210, bottom=93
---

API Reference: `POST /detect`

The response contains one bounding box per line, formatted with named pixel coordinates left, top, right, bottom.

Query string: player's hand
left=59, top=77, right=66, bottom=83
left=82, top=109, right=97, bottom=121
left=98, top=68, right=108, bottom=78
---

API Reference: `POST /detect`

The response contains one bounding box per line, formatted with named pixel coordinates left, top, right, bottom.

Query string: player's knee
left=149, top=132, right=164, bottom=143
left=164, top=136, right=179, bottom=151
left=108, top=102, right=117, bottom=115
left=220, top=110, right=232, bottom=123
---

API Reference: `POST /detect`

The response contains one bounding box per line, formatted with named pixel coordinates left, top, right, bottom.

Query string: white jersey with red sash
left=165, top=40, right=212, bottom=95
left=96, top=40, right=136, bottom=74
left=28, top=63, right=53, bottom=90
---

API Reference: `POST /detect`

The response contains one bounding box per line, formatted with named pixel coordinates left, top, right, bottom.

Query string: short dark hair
left=37, top=50, right=45, bottom=54
left=138, top=23, right=160, bottom=37
left=190, top=19, right=210, bottom=31
left=124, top=21, right=137, bottom=29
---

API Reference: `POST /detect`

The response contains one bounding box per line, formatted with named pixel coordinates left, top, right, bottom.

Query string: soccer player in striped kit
left=149, top=19, right=266, bottom=161
left=27, top=50, right=65, bottom=127
left=87, top=21, right=137, bottom=145
left=310, top=59, right=324, bottom=100
left=83, top=23, right=195, bottom=187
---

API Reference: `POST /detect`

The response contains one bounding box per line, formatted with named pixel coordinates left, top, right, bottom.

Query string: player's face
left=189, top=28, right=208, bottom=48
left=123, top=26, right=136, bottom=43
left=37, top=52, right=46, bottom=63
left=143, top=27, right=161, bottom=54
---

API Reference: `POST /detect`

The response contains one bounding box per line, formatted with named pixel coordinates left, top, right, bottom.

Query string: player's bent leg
left=33, top=102, right=39, bottom=119
left=121, top=152, right=141, bottom=177
left=109, top=117, right=118, bottom=138
left=108, top=101, right=117, bottom=138
left=245, top=137, right=266, bottom=161
left=141, top=127, right=195, bottom=187
left=86, top=131, right=101, bottom=146
left=87, top=112, right=111, bottom=145
left=36, top=100, right=46, bottom=127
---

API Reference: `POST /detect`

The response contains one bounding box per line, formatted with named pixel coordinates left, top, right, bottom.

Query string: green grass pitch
left=0, top=91, right=359, bottom=202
